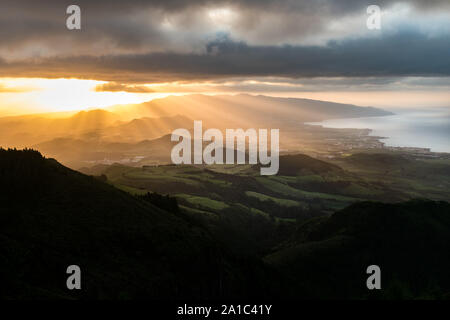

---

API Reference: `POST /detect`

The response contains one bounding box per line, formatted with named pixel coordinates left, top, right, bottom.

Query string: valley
left=79, top=152, right=450, bottom=256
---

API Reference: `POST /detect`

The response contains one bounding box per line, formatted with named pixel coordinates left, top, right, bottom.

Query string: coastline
left=304, top=112, right=450, bottom=154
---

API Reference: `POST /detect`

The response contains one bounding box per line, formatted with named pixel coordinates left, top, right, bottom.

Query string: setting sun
left=0, top=78, right=165, bottom=115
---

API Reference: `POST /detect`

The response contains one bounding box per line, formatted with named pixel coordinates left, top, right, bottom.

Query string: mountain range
left=0, top=94, right=392, bottom=147
left=0, top=94, right=393, bottom=169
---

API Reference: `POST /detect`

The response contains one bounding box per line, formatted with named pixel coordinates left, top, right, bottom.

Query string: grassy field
left=176, top=193, right=230, bottom=210
left=78, top=152, right=450, bottom=260
left=245, top=191, right=307, bottom=208
left=89, top=153, right=450, bottom=223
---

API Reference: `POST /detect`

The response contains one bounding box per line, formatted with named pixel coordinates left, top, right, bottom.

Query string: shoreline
left=304, top=113, right=449, bottom=154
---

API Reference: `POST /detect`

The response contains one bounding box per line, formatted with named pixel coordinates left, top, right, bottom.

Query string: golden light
left=0, top=78, right=170, bottom=116
left=34, top=79, right=153, bottom=112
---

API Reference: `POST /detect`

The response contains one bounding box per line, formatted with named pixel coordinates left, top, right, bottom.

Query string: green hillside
left=265, top=200, right=450, bottom=299
left=0, top=149, right=274, bottom=299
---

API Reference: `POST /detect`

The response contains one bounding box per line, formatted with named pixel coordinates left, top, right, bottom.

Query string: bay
left=307, top=108, right=450, bottom=153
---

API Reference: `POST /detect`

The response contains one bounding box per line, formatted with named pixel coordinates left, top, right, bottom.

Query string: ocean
left=308, top=108, right=450, bottom=153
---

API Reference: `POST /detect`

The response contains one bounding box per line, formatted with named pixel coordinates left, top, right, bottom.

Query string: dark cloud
left=1, top=30, right=448, bottom=82
left=0, top=0, right=448, bottom=84
left=94, top=82, right=155, bottom=92
left=1, top=0, right=449, bottom=58
left=3, top=1, right=449, bottom=13
left=185, top=77, right=450, bottom=93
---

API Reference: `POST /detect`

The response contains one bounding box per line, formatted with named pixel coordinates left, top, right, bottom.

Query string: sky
left=0, top=0, right=449, bottom=115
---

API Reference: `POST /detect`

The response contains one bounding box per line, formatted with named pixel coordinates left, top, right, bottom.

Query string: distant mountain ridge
left=0, top=109, right=120, bottom=147
left=109, top=94, right=393, bottom=128
left=0, top=94, right=394, bottom=168
left=0, top=110, right=191, bottom=147
left=0, top=94, right=392, bottom=148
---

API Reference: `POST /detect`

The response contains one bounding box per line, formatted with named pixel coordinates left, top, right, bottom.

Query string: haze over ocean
left=309, top=108, right=450, bottom=153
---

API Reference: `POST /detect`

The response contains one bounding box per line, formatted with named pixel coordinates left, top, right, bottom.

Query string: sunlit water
left=307, top=108, right=450, bottom=153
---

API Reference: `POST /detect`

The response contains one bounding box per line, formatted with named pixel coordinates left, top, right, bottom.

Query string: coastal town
left=283, top=124, right=450, bottom=161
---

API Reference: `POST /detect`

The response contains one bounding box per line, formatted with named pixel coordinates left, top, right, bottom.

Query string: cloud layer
left=0, top=0, right=449, bottom=84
